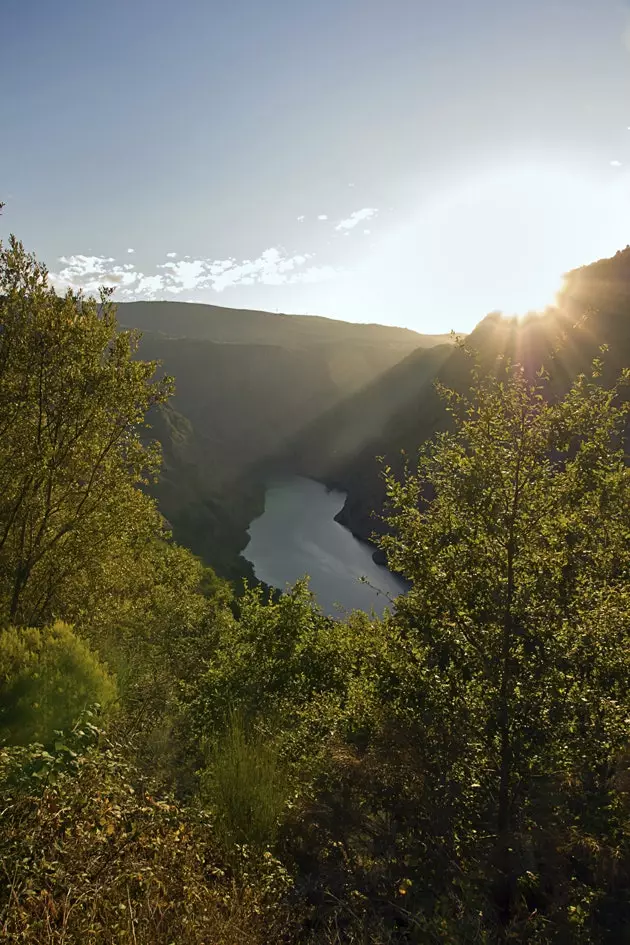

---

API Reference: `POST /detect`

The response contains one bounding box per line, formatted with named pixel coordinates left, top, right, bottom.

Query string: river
left=242, top=476, right=406, bottom=616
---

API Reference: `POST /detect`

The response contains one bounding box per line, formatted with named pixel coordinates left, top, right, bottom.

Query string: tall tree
left=0, top=236, right=173, bottom=627
left=381, top=355, right=630, bottom=932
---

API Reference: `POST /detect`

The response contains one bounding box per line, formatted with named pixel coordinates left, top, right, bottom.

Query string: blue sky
left=2, top=0, right=630, bottom=332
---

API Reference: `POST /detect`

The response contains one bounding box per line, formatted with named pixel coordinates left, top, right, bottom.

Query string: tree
left=0, top=236, right=173, bottom=627
left=380, top=356, right=630, bottom=934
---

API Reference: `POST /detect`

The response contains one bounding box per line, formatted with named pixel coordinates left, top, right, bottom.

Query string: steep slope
left=138, top=334, right=345, bottom=581
left=146, top=402, right=262, bottom=584
left=123, top=303, right=456, bottom=580
left=308, top=250, right=630, bottom=546
left=283, top=343, right=453, bottom=483
left=130, top=247, right=630, bottom=583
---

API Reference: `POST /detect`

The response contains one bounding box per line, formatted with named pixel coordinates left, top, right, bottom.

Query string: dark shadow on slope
left=131, top=248, right=630, bottom=584
left=122, top=306, right=458, bottom=585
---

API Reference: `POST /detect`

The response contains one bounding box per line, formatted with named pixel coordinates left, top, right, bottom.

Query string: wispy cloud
left=610, top=159, right=623, bottom=167
left=297, top=215, right=305, bottom=222
left=127, top=247, right=135, bottom=254
left=50, top=246, right=339, bottom=299
left=335, top=207, right=378, bottom=231
left=317, top=214, right=328, bottom=220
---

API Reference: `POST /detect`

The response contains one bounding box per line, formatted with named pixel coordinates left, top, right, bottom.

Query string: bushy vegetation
left=0, top=621, right=116, bottom=746
left=1, top=232, right=629, bottom=942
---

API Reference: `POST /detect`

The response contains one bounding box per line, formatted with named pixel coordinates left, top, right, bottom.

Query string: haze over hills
left=116, top=301, right=455, bottom=580
left=118, top=301, right=452, bottom=349
left=299, top=248, right=630, bottom=547
left=121, top=247, right=630, bottom=582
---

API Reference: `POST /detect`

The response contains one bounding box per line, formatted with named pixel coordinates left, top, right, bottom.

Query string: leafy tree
left=380, top=356, right=630, bottom=934
left=0, top=236, right=173, bottom=627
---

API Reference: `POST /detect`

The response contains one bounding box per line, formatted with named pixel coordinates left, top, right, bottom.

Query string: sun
left=415, top=159, right=630, bottom=325
left=327, top=156, right=630, bottom=333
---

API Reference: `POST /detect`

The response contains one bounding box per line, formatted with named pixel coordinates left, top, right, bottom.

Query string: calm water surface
left=243, top=476, right=406, bottom=616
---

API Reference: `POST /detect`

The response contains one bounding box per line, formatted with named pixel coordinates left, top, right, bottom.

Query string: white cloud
left=127, top=247, right=135, bottom=254
left=610, top=160, right=623, bottom=167
left=166, top=251, right=177, bottom=258
left=317, top=214, right=328, bottom=220
left=53, top=255, right=137, bottom=294
left=335, top=207, right=378, bottom=232
left=157, top=258, right=208, bottom=293
left=50, top=246, right=339, bottom=300
left=209, top=247, right=335, bottom=292
left=209, top=259, right=235, bottom=276
left=363, top=229, right=371, bottom=235
left=134, top=274, right=164, bottom=297
left=297, top=215, right=305, bottom=222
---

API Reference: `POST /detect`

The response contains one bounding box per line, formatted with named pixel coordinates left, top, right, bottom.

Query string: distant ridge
left=117, top=300, right=455, bottom=350
left=122, top=246, right=630, bottom=582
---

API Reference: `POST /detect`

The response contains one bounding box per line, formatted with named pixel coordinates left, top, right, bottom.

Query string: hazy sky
left=2, top=0, right=630, bottom=332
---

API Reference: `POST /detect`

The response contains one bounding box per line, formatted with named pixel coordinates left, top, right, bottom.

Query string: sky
left=2, top=0, right=630, bottom=333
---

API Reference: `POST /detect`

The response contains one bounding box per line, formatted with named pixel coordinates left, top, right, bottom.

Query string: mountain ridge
left=123, top=246, right=630, bottom=582
left=118, top=299, right=455, bottom=349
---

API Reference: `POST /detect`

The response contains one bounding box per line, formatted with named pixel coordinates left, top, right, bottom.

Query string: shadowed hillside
left=118, top=300, right=452, bottom=349
left=116, top=302, right=456, bottom=579
left=126, top=248, right=630, bottom=580
left=302, top=250, right=630, bottom=546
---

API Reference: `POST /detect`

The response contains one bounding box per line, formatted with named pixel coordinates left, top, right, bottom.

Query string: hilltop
left=118, top=300, right=452, bottom=349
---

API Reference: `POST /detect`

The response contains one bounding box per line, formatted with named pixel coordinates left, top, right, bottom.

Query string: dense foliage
left=0, top=237, right=172, bottom=627
left=1, top=233, right=629, bottom=943
left=380, top=359, right=630, bottom=937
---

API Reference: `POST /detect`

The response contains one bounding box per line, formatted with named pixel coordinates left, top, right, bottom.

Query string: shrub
left=200, top=711, right=290, bottom=851
left=0, top=736, right=296, bottom=944
left=0, top=621, right=116, bottom=746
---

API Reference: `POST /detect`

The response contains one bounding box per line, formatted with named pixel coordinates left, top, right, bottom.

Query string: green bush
left=200, top=711, right=290, bottom=851
left=0, top=621, right=116, bottom=746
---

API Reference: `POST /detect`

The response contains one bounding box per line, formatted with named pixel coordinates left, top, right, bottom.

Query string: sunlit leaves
left=0, top=235, right=173, bottom=627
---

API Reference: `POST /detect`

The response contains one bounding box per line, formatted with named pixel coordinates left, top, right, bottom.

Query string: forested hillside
left=115, top=302, right=455, bottom=579
left=108, top=300, right=451, bottom=578
left=288, top=249, right=630, bottom=546
left=122, top=248, right=630, bottom=582
left=1, top=232, right=629, bottom=943
left=118, top=299, right=451, bottom=349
